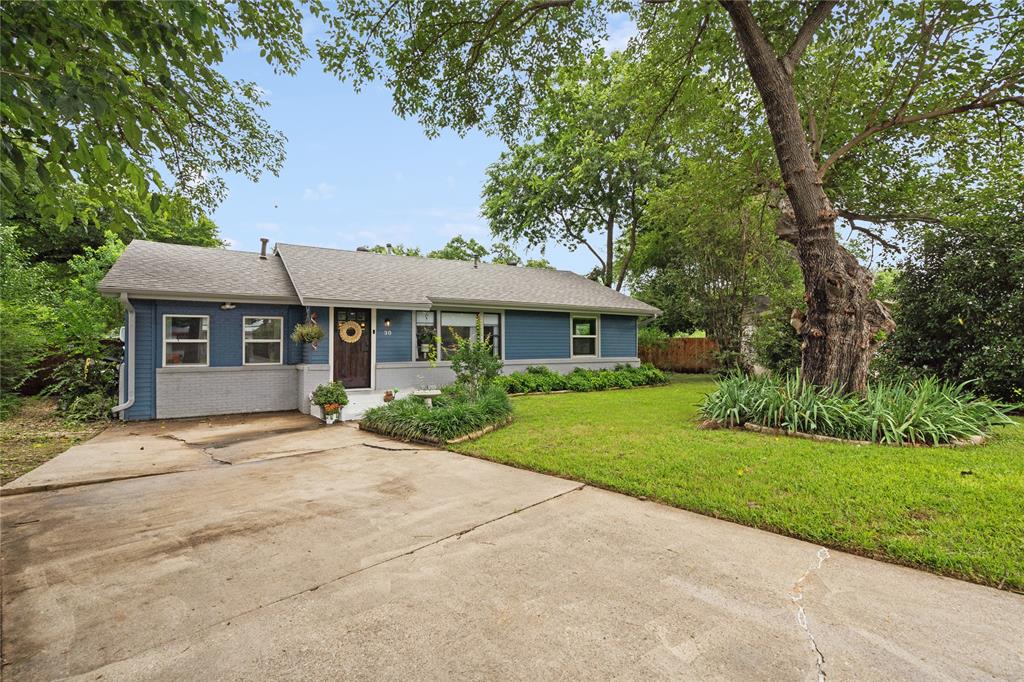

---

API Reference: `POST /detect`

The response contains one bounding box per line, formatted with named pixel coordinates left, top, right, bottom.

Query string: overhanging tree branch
left=781, top=0, right=837, bottom=75
left=836, top=208, right=942, bottom=225
left=841, top=217, right=902, bottom=252
left=820, top=89, right=1024, bottom=176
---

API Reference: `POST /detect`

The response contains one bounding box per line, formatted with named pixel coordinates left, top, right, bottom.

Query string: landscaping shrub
left=311, top=381, right=349, bottom=414
left=361, top=384, right=513, bottom=442
left=446, top=320, right=503, bottom=397
left=700, top=372, right=1014, bottom=446
left=44, top=354, right=120, bottom=423
left=877, top=220, right=1024, bottom=403
left=493, top=363, right=667, bottom=394
left=750, top=305, right=802, bottom=376
left=637, top=325, right=670, bottom=350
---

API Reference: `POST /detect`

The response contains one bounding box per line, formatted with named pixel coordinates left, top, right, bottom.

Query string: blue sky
left=210, top=16, right=637, bottom=276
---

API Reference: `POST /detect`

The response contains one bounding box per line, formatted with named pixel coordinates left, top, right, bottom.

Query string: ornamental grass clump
left=361, top=384, right=512, bottom=443
left=700, top=372, right=1014, bottom=446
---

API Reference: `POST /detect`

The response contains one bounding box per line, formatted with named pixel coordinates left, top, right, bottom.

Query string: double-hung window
left=243, top=316, right=283, bottom=364
left=571, top=317, right=598, bottom=357
left=164, top=315, right=209, bottom=366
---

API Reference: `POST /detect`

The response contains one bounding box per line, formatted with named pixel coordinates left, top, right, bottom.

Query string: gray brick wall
left=297, top=365, right=330, bottom=414
left=155, top=366, right=299, bottom=419
left=375, top=357, right=639, bottom=390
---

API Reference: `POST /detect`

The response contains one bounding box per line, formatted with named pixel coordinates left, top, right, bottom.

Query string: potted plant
left=311, top=381, right=348, bottom=424
left=291, top=320, right=325, bottom=349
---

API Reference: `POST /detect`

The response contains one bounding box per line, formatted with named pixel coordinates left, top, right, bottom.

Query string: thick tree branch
left=781, top=0, right=837, bottom=75
left=836, top=208, right=942, bottom=225
left=643, top=13, right=709, bottom=145
left=821, top=91, right=1023, bottom=176
left=720, top=1, right=777, bottom=64
left=842, top=217, right=902, bottom=252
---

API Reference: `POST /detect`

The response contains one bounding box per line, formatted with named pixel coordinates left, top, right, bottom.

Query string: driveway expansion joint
left=83, top=483, right=588, bottom=674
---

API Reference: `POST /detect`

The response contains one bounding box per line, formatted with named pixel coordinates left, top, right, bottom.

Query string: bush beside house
left=361, top=320, right=512, bottom=442
left=494, top=364, right=667, bottom=394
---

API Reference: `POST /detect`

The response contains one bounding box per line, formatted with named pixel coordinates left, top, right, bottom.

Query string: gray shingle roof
left=276, top=243, right=659, bottom=315
left=98, top=240, right=300, bottom=302
left=99, top=240, right=659, bottom=315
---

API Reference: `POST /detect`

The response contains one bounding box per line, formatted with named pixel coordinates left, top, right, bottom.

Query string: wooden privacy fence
left=640, top=338, right=719, bottom=373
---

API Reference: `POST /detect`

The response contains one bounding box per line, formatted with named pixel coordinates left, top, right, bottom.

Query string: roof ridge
left=131, top=239, right=265, bottom=257
left=276, top=241, right=572, bottom=274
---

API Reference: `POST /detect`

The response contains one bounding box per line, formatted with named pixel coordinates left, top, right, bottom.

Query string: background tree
left=631, top=157, right=801, bottom=364
left=427, top=235, right=489, bottom=261
left=524, top=257, right=554, bottom=269
left=482, top=53, right=666, bottom=290
left=488, top=242, right=522, bottom=266
left=359, top=243, right=424, bottom=256
left=319, top=0, right=1023, bottom=390
left=1, top=0, right=313, bottom=228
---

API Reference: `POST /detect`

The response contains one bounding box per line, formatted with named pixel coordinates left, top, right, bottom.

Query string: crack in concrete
left=1, top=444, right=361, bottom=497
left=225, top=483, right=587, bottom=617
left=159, top=433, right=231, bottom=465
left=363, top=443, right=425, bottom=452
left=76, top=483, right=587, bottom=675
left=790, top=547, right=830, bottom=681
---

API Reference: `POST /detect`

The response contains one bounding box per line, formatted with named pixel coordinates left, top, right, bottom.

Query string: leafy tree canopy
left=482, top=52, right=669, bottom=290
left=359, top=243, right=424, bottom=256
left=1, top=0, right=316, bottom=228
left=427, top=235, right=490, bottom=261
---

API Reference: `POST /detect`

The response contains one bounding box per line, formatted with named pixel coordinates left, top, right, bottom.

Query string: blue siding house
left=99, top=240, right=659, bottom=420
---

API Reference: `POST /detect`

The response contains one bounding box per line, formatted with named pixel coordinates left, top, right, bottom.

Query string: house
left=98, top=239, right=660, bottom=420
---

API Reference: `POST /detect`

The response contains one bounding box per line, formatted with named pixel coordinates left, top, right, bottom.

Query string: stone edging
left=738, top=422, right=986, bottom=448
left=358, top=416, right=514, bottom=446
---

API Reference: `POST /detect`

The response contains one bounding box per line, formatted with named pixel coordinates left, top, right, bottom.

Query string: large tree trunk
left=722, top=1, right=894, bottom=391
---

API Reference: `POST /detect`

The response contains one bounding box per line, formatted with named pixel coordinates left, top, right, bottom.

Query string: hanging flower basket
left=291, top=320, right=325, bottom=349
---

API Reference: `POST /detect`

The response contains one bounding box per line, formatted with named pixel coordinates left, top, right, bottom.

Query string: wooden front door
left=333, top=308, right=371, bottom=388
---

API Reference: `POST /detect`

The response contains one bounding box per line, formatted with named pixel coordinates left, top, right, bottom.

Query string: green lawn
left=451, top=375, right=1024, bottom=591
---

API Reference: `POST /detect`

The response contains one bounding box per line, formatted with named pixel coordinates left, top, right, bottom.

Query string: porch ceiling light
left=220, top=302, right=236, bottom=310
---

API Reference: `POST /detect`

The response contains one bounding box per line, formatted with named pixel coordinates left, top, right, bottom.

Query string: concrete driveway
left=2, top=414, right=1022, bottom=680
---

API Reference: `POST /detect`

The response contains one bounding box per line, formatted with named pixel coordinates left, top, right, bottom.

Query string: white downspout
left=110, top=293, right=135, bottom=419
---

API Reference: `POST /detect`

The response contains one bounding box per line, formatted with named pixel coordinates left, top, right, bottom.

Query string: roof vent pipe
left=473, top=255, right=479, bottom=269
left=259, top=237, right=269, bottom=259
left=386, top=243, right=393, bottom=255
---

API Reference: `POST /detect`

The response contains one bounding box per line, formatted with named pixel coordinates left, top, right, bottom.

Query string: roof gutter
left=426, top=297, right=661, bottom=317
left=110, top=293, right=135, bottom=419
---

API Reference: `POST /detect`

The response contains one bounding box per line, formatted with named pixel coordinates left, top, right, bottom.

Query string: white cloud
left=303, top=182, right=336, bottom=201
left=603, top=15, right=638, bottom=54
left=223, top=236, right=237, bottom=248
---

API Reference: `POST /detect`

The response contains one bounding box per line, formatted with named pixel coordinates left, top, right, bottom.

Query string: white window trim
left=163, top=314, right=210, bottom=368
left=242, top=315, right=284, bottom=366
left=571, top=315, right=600, bottom=358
